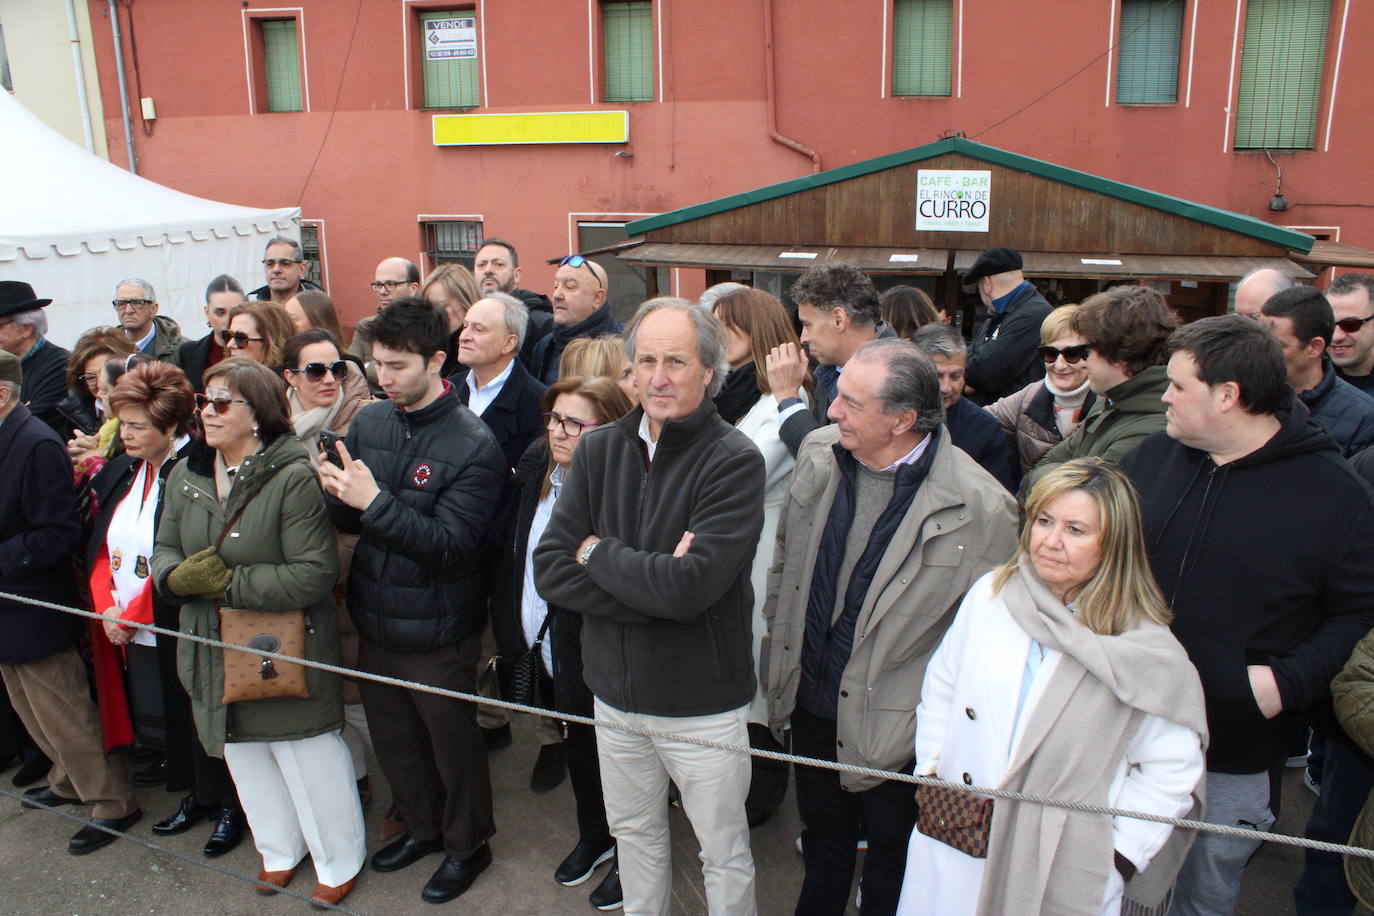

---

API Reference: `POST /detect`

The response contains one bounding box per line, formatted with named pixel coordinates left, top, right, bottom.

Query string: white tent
left=0, top=89, right=299, bottom=349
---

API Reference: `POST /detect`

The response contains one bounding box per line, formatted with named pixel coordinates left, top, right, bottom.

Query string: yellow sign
left=432, top=111, right=629, bottom=146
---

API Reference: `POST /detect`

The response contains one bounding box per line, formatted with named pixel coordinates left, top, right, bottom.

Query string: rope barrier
left=5, top=589, right=1373, bottom=862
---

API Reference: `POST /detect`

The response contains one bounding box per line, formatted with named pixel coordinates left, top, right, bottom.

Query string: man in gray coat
left=763, top=338, right=1017, bottom=914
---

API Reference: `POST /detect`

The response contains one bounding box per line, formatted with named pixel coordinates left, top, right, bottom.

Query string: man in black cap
left=0, top=282, right=71, bottom=436
left=962, top=247, right=1053, bottom=405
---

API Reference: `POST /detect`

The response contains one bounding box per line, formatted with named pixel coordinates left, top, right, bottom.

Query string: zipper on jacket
left=623, top=464, right=652, bottom=712
left=1169, top=462, right=1217, bottom=611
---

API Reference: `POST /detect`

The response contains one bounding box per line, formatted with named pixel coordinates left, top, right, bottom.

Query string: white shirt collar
left=464, top=358, right=515, bottom=416
left=637, top=411, right=658, bottom=462
left=133, top=324, right=156, bottom=353
left=871, top=432, right=931, bottom=473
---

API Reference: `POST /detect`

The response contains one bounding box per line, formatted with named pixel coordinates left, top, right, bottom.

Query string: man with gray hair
left=250, top=235, right=322, bottom=303
left=762, top=337, right=1017, bottom=914
left=453, top=293, right=546, bottom=471
left=1234, top=267, right=1292, bottom=320
left=0, top=281, right=70, bottom=435
left=111, top=278, right=183, bottom=366
left=535, top=297, right=766, bottom=916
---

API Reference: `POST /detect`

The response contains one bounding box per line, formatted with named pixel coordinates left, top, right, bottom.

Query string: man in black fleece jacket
left=1122, top=315, right=1374, bottom=916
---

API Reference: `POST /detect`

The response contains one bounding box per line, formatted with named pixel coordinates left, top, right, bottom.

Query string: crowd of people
left=1, top=237, right=1373, bottom=916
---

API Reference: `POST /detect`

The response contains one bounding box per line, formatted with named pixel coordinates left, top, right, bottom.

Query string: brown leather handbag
left=915, top=780, right=995, bottom=858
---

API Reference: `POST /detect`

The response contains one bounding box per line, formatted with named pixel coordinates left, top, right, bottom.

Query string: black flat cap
left=0, top=281, right=52, bottom=319
left=961, top=247, right=1023, bottom=286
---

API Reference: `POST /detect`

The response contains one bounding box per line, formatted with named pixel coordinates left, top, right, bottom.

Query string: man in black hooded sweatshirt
left=1121, top=315, right=1374, bottom=916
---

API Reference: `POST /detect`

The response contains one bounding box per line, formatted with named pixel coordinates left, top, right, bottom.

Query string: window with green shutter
left=1116, top=0, right=1184, bottom=104
left=261, top=19, right=302, bottom=113
left=893, top=0, right=952, bottom=97
left=603, top=2, right=653, bottom=103
left=421, top=10, right=480, bottom=108
left=1234, top=0, right=1330, bottom=149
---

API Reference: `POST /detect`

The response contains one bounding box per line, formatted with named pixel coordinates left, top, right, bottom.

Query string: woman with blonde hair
left=898, top=458, right=1206, bottom=916
left=226, top=300, right=295, bottom=372
left=423, top=263, right=482, bottom=377
left=559, top=334, right=636, bottom=405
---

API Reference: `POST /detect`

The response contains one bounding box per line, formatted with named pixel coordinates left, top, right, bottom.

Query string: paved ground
left=0, top=722, right=1352, bottom=915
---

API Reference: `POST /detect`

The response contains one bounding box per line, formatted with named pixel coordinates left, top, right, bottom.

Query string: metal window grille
left=1116, top=0, right=1183, bottom=104
left=300, top=224, right=324, bottom=288
left=261, top=19, right=302, bottom=113
left=603, top=2, right=653, bottom=102
left=423, top=220, right=484, bottom=270
left=421, top=10, right=480, bottom=108
left=1234, top=0, right=1330, bottom=149
left=893, top=0, right=952, bottom=97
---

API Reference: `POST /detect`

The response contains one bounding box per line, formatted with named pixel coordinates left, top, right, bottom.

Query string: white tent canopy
left=0, top=89, right=299, bottom=349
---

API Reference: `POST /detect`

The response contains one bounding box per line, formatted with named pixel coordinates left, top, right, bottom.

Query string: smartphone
left=318, top=431, right=345, bottom=469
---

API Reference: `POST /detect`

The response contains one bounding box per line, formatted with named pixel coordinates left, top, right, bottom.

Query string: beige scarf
left=975, top=559, right=1209, bottom=916
left=288, top=386, right=344, bottom=469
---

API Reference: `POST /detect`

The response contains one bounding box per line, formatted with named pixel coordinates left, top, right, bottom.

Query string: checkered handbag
left=915, top=781, right=995, bottom=858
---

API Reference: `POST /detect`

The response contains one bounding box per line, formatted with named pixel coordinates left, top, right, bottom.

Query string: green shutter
left=421, top=11, right=481, bottom=108
left=893, top=0, right=952, bottom=97
left=261, top=20, right=302, bottom=113
left=603, top=2, right=654, bottom=102
left=1234, top=0, right=1330, bottom=149
left=1116, top=0, right=1183, bottom=104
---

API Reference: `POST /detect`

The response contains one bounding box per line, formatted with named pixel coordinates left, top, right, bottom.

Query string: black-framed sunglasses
left=558, top=254, right=603, bottom=290
left=1039, top=344, right=1091, bottom=364
left=1335, top=315, right=1374, bottom=334
left=194, top=393, right=248, bottom=414
left=288, top=360, right=348, bottom=382
left=226, top=332, right=265, bottom=348
left=262, top=258, right=301, bottom=268
left=543, top=411, right=600, bottom=437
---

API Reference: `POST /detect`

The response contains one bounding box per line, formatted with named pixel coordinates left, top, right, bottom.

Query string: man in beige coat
left=762, top=338, right=1017, bottom=914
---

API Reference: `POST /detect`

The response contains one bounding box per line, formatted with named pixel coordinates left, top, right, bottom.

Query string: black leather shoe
left=130, top=759, right=167, bottom=788
left=152, top=796, right=217, bottom=835
left=12, top=758, right=52, bottom=787
left=21, top=786, right=81, bottom=809
left=372, top=833, right=443, bottom=873
left=589, top=861, right=623, bottom=911
left=555, top=837, right=614, bottom=886
left=420, top=844, right=491, bottom=904
left=69, top=809, right=142, bottom=855
left=531, top=742, right=567, bottom=793
left=202, top=807, right=246, bottom=858
left=481, top=723, right=512, bottom=751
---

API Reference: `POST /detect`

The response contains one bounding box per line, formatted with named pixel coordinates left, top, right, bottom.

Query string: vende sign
left=915, top=169, right=991, bottom=232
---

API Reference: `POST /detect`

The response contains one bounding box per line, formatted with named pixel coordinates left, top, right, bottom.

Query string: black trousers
left=358, top=633, right=494, bottom=859
left=791, top=706, right=916, bottom=916
left=1294, top=739, right=1374, bottom=914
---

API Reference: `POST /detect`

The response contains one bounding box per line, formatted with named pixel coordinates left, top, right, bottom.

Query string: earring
left=252, top=424, right=260, bottom=437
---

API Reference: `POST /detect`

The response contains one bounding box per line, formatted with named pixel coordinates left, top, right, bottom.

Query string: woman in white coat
left=897, top=458, right=1207, bottom=916
left=710, top=286, right=809, bottom=827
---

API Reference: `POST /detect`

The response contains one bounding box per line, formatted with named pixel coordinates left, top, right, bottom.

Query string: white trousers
left=341, top=702, right=372, bottom=779
left=223, top=730, right=367, bottom=887
left=595, top=698, right=757, bottom=916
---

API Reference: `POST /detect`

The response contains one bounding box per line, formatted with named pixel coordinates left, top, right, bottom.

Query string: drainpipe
left=65, top=0, right=95, bottom=153
left=107, top=0, right=137, bottom=173
left=763, top=0, right=820, bottom=173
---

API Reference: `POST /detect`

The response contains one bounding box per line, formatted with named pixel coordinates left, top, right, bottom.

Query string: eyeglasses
left=195, top=394, right=248, bottom=414
left=370, top=280, right=411, bottom=293
left=1038, top=344, right=1091, bottom=364
left=262, top=258, right=302, bottom=268
left=558, top=255, right=603, bottom=290
left=287, top=360, right=348, bottom=382
left=112, top=299, right=153, bottom=310
left=1335, top=315, right=1374, bottom=334
left=543, top=411, right=601, bottom=437
left=226, top=332, right=265, bottom=348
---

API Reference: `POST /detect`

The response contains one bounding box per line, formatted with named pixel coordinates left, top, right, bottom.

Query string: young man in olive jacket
left=534, top=299, right=765, bottom=916
left=321, top=298, right=508, bottom=905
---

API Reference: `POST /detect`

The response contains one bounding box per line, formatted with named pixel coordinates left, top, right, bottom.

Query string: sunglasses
left=287, top=360, right=348, bottom=382
left=226, top=332, right=265, bottom=348
left=558, top=255, right=603, bottom=290
left=543, top=411, right=601, bottom=437
left=1335, top=315, right=1374, bottom=334
left=262, top=258, right=302, bottom=268
left=195, top=393, right=248, bottom=414
left=1039, top=344, right=1091, bottom=364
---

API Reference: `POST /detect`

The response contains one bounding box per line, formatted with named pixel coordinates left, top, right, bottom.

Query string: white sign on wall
left=915, top=169, right=991, bottom=232
left=425, top=18, right=477, bottom=60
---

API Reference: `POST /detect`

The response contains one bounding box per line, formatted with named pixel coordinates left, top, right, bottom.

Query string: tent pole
left=64, top=0, right=95, bottom=154
left=107, top=0, right=137, bottom=174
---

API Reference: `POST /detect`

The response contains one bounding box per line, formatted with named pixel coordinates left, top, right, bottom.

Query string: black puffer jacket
left=327, top=382, right=507, bottom=652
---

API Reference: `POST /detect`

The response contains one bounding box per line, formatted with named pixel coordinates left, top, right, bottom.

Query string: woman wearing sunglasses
left=152, top=357, right=364, bottom=907
left=490, top=375, right=633, bottom=910
left=225, top=300, right=295, bottom=372
left=985, top=305, right=1096, bottom=477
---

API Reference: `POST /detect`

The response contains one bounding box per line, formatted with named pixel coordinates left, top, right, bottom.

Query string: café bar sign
left=915, top=169, right=991, bottom=232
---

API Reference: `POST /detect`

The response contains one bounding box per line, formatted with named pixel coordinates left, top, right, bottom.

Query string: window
left=1116, top=0, right=1184, bottom=104
left=420, top=10, right=480, bottom=108
left=260, top=19, right=303, bottom=113
left=892, top=0, right=952, bottom=97
left=1234, top=0, right=1331, bottom=149
left=603, top=2, right=653, bottom=102
left=422, top=220, right=483, bottom=271
left=578, top=222, right=666, bottom=321
left=300, top=222, right=326, bottom=289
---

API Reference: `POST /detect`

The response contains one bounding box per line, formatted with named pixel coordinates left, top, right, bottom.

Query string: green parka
left=151, top=435, right=341, bottom=757
left=1333, top=629, right=1374, bottom=908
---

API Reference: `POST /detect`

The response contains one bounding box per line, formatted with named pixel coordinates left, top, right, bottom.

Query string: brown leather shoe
left=309, top=877, right=357, bottom=909
left=255, top=867, right=296, bottom=896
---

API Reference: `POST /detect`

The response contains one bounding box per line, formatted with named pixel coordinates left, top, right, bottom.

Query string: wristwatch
left=579, top=541, right=599, bottom=567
